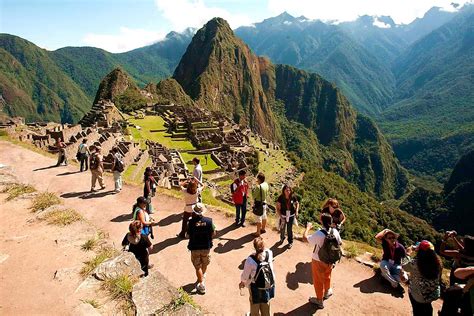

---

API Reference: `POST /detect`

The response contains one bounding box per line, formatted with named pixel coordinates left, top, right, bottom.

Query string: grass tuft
left=102, top=274, right=137, bottom=315
left=80, top=299, right=101, bottom=309
left=155, top=288, right=199, bottom=314
left=30, top=192, right=61, bottom=212
left=343, top=243, right=359, bottom=259
left=2, top=183, right=36, bottom=201
left=81, top=231, right=108, bottom=251
left=80, top=246, right=119, bottom=277
left=44, top=208, right=83, bottom=226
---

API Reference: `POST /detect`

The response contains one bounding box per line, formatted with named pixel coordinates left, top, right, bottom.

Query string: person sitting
left=320, top=198, right=346, bottom=231
left=121, top=220, right=153, bottom=277
left=375, top=228, right=407, bottom=294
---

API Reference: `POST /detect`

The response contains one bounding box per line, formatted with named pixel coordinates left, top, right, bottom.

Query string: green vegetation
left=80, top=299, right=101, bottom=309
left=30, top=192, right=61, bottom=212
left=180, top=152, right=220, bottom=173
left=43, top=208, right=83, bottom=226
left=80, top=246, right=119, bottom=277
left=81, top=231, right=108, bottom=251
left=155, top=288, right=199, bottom=314
left=2, top=183, right=36, bottom=201
left=102, top=274, right=136, bottom=315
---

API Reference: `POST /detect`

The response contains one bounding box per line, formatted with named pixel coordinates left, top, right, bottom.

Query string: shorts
left=191, top=249, right=211, bottom=269
left=257, top=205, right=267, bottom=223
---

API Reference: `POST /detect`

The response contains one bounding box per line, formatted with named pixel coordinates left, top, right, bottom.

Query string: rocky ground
left=0, top=140, right=442, bottom=315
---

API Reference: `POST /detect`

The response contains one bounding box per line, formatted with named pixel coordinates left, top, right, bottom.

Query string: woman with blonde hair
left=178, top=178, right=203, bottom=238
left=321, top=198, right=346, bottom=231
left=239, top=237, right=275, bottom=316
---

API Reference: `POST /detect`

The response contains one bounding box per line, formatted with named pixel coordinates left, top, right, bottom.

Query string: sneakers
left=288, top=243, right=293, bottom=249
left=308, top=297, right=324, bottom=309
left=196, top=282, right=206, bottom=294
left=99, top=186, right=106, bottom=190
left=324, top=288, right=333, bottom=300
left=90, top=188, right=97, bottom=193
left=240, top=222, right=246, bottom=227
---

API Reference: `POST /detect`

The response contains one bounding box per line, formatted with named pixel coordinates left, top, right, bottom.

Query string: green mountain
left=0, top=34, right=90, bottom=123
left=379, top=7, right=474, bottom=181
left=173, top=18, right=408, bottom=200
left=400, top=150, right=474, bottom=235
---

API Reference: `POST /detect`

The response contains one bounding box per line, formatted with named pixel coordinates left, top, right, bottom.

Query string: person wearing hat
left=187, top=203, right=216, bottom=294
left=89, top=145, right=105, bottom=192
left=403, top=240, right=441, bottom=315
left=375, top=228, right=407, bottom=293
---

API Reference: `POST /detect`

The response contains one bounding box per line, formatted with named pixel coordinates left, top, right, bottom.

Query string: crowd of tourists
left=55, top=144, right=473, bottom=316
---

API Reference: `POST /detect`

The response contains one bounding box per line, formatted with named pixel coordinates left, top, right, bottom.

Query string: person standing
left=403, top=240, right=441, bottom=316
left=252, top=173, right=269, bottom=237
left=178, top=179, right=203, bottom=238
left=132, top=196, right=155, bottom=240
left=111, top=147, right=124, bottom=193
left=276, top=184, right=299, bottom=248
left=192, top=157, right=203, bottom=202
left=187, top=203, right=216, bottom=294
left=77, top=139, right=89, bottom=172
left=55, top=138, right=68, bottom=166
left=231, top=170, right=249, bottom=227
left=239, top=237, right=275, bottom=316
left=375, top=228, right=407, bottom=293
left=321, top=198, right=346, bottom=231
left=89, top=145, right=105, bottom=192
left=122, top=220, right=153, bottom=277
left=303, top=214, right=343, bottom=309
left=143, top=167, right=157, bottom=213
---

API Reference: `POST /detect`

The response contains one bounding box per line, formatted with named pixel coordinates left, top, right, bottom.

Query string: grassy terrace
left=249, top=136, right=292, bottom=184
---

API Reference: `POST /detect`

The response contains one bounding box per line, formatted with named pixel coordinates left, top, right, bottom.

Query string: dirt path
left=0, top=141, right=439, bottom=315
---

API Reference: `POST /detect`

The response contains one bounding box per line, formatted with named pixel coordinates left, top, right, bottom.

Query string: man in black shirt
left=188, top=203, right=216, bottom=294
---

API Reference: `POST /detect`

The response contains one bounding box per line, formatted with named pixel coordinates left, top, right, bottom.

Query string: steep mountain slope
left=0, top=34, right=90, bottom=123
left=173, top=18, right=408, bottom=199
left=235, top=13, right=395, bottom=115
left=379, top=7, right=474, bottom=180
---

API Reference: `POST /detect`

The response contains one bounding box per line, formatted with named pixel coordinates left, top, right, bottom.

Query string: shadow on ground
left=286, top=262, right=312, bottom=290
left=353, top=273, right=404, bottom=298
left=274, top=302, right=319, bottom=315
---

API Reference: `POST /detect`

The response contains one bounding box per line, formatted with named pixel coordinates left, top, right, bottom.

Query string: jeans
left=113, top=171, right=122, bottom=191
left=380, top=260, right=403, bottom=287
left=79, top=153, right=88, bottom=171
left=409, top=293, right=433, bottom=316
left=280, top=216, right=294, bottom=244
left=235, top=203, right=247, bottom=224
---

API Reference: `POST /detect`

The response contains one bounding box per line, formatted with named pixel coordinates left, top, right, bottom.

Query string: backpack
left=114, top=155, right=124, bottom=172
left=250, top=251, right=275, bottom=290
left=317, top=228, right=342, bottom=264
left=90, top=153, right=99, bottom=170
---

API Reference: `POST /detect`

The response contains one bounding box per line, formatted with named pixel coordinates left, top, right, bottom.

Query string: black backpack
left=115, top=156, right=124, bottom=172
left=250, top=251, right=275, bottom=290
left=90, top=153, right=99, bottom=170
left=317, top=228, right=342, bottom=264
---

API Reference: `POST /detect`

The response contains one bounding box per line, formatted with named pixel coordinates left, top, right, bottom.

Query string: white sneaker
left=196, top=282, right=206, bottom=294
left=324, top=288, right=333, bottom=300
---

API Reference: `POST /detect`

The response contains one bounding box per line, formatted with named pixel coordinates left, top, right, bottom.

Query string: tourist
left=55, top=137, right=67, bottom=166
left=122, top=220, right=153, bottom=277
left=453, top=267, right=474, bottom=316
left=177, top=178, right=203, bottom=238
left=192, top=157, right=203, bottom=185
left=252, top=173, right=269, bottom=237
left=276, top=184, right=299, bottom=248
left=187, top=203, right=216, bottom=294
left=231, top=169, right=249, bottom=227
left=76, top=139, right=89, bottom=172
left=239, top=237, right=275, bottom=316
left=321, top=198, right=346, bottom=231
left=132, top=196, right=155, bottom=240
left=375, top=228, right=407, bottom=293
left=111, top=147, right=124, bottom=193
left=403, top=240, right=441, bottom=316
left=303, top=214, right=343, bottom=309
left=89, top=145, right=105, bottom=192
left=143, top=167, right=157, bottom=213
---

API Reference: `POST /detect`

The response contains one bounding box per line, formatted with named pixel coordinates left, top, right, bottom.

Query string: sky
left=0, top=0, right=471, bottom=53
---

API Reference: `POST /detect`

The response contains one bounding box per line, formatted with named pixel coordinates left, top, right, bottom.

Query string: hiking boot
left=309, top=297, right=324, bottom=309
left=196, top=282, right=206, bottom=294
left=324, top=288, right=333, bottom=300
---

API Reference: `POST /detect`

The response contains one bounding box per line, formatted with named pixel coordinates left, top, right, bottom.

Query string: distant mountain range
left=0, top=4, right=472, bottom=181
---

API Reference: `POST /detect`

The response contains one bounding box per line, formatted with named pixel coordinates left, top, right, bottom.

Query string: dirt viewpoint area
left=0, top=140, right=440, bottom=315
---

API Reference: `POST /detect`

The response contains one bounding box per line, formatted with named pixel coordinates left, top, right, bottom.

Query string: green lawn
left=181, top=152, right=220, bottom=173
left=250, top=137, right=292, bottom=183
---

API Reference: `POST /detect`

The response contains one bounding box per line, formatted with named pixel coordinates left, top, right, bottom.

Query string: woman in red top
left=231, top=170, right=249, bottom=227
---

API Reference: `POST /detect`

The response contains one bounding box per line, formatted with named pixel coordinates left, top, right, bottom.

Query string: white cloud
left=82, top=27, right=166, bottom=53
left=155, top=0, right=253, bottom=31
left=267, top=0, right=472, bottom=24
left=373, top=18, right=391, bottom=28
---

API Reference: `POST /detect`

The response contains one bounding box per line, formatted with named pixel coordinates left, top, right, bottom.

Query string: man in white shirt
left=303, top=214, right=342, bottom=310
left=192, top=157, right=203, bottom=202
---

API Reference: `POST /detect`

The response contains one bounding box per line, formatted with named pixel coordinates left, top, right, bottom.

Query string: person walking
left=239, top=237, right=275, bottom=316
left=111, top=147, right=124, bottom=193
left=177, top=178, right=203, bottom=238
left=252, top=173, right=269, bottom=237
left=403, top=240, right=441, bottom=316
left=77, top=139, right=89, bottom=172
left=321, top=198, right=346, bottom=231
left=375, top=228, right=407, bottom=293
left=122, top=220, right=153, bottom=277
left=55, top=138, right=68, bottom=166
left=303, top=214, right=343, bottom=309
left=276, top=184, right=299, bottom=248
left=89, top=145, right=105, bottom=192
left=231, top=170, right=249, bottom=227
left=187, top=203, right=216, bottom=294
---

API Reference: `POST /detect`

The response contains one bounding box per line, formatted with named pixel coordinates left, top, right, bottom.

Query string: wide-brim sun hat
left=193, top=203, right=207, bottom=215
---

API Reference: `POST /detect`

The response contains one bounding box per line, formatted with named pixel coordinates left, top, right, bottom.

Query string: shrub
left=80, top=246, right=118, bottom=277
left=43, top=208, right=83, bottom=226
left=2, top=183, right=36, bottom=201
left=81, top=231, right=108, bottom=251
left=30, top=192, right=61, bottom=212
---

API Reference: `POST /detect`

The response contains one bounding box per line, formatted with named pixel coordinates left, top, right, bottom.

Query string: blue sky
left=1, top=0, right=470, bottom=52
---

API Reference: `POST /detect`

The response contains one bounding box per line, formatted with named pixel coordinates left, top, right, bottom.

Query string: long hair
left=321, top=213, right=333, bottom=230
left=322, top=198, right=339, bottom=210
left=129, top=220, right=143, bottom=236
left=416, top=248, right=442, bottom=280
left=279, top=184, right=293, bottom=201
left=143, top=167, right=152, bottom=182
left=187, top=180, right=198, bottom=195
left=253, top=237, right=266, bottom=261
